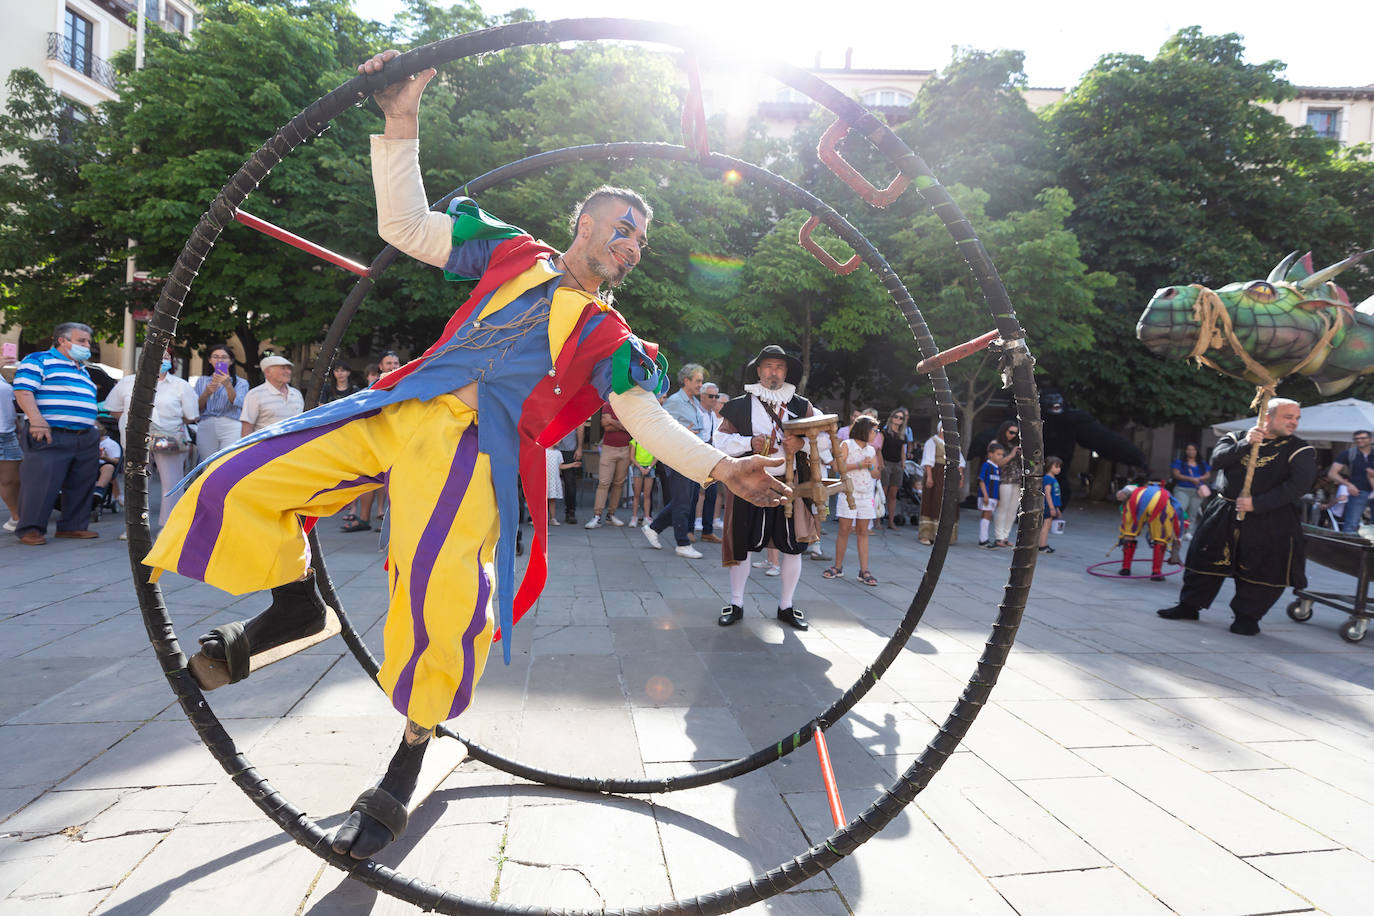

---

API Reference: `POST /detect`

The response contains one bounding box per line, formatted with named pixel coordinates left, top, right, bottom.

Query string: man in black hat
left=712, top=345, right=831, bottom=630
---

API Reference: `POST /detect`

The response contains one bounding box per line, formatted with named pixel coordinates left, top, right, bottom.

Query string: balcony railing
left=46, top=33, right=116, bottom=90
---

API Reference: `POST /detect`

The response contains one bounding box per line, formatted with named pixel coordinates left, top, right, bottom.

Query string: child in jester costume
left=143, top=50, right=789, bottom=858
left=1115, top=481, right=1185, bottom=581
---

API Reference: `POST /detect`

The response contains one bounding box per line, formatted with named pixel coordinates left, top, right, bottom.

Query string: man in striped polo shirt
left=12, top=322, right=101, bottom=545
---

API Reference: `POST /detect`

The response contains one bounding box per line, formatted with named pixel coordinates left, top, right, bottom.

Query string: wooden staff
left=1236, top=387, right=1273, bottom=521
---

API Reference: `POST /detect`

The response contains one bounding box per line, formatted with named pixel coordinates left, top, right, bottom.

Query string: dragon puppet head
left=1137, top=249, right=1374, bottom=394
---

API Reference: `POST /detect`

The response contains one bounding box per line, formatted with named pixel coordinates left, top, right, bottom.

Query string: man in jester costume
left=143, top=51, right=790, bottom=858
left=1115, top=481, right=1185, bottom=581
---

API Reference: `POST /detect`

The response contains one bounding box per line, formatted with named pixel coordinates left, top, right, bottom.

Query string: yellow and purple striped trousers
left=1119, top=485, right=1181, bottom=547
left=145, top=395, right=499, bottom=729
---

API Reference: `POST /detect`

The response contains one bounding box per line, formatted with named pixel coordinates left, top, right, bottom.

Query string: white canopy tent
left=1210, top=397, right=1374, bottom=447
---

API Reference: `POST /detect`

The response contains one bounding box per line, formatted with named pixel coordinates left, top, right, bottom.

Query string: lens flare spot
left=688, top=252, right=745, bottom=297
left=722, top=169, right=742, bottom=185
left=644, top=676, right=676, bottom=702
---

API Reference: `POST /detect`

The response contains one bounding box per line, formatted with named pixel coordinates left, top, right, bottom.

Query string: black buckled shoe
left=718, top=605, right=744, bottom=627
left=776, top=606, right=809, bottom=631
left=1229, top=617, right=1261, bottom=636
left=1156, top=604, right=1200, bottom=620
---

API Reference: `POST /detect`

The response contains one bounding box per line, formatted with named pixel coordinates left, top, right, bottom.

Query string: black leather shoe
left=718, top=605, right=743, bottom=627
left=1156, top=605, right=1200, bottom=620
left=1229, top=617, right=1261, bottom=636
left=777, top=606, right=809, bottom=631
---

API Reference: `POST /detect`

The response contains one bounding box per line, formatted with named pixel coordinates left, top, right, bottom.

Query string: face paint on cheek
left=606, top=207, right=639, bottom=249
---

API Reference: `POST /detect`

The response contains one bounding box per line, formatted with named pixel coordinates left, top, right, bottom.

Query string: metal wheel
left=1339, top=617, right=1368, bottom=643
left=1286, top=599, right=1313, bottom=622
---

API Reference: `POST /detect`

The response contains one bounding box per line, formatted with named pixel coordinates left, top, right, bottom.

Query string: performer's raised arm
left=361, top=50, right=451, bottom=268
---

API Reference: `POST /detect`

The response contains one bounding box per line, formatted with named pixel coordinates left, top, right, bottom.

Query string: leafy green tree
left=898, top=48, right=1055, bottom=217
left=888, top=184, right=1112, bottom=447
left=1045, top=27, right=1374, bottom=427
left=0, top=70, right=128, bottom=342
left=728, top=209, right=894, bottom=395
left=75, top=0, right=391, bottom=365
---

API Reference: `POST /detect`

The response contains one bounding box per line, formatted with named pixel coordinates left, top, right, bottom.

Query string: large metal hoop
left=125, top=18, right=1043, bottom=914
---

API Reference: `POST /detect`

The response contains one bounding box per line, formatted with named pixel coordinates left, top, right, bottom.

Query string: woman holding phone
left=194, top=344, right=250, bottom=459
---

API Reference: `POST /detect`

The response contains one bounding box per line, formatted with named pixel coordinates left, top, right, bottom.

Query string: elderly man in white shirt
left=240, top=355, right=305, bottom=436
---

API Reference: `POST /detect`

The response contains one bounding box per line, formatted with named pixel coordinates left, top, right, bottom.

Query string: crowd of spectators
left=0, top=325, right=412, bottom=545
left=14, top=324, right=1296, bottom=582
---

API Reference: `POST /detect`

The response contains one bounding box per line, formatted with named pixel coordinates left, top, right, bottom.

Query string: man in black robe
left=1157, top=398, right=1315, bottom=635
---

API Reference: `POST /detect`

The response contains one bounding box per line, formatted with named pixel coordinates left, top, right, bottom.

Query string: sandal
left=858, top=570, right=879, bottom=587
left=918, top=538, right=933, bottom=546
left=340, top=519, right=371, bottom=533
left=822, top=566, right=844, bottom=579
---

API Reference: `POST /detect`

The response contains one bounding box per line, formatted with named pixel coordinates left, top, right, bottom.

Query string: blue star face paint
left=608, top=207, right=638, bottom=247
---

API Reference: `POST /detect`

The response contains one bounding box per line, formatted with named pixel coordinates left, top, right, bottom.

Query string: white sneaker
left=606, top=514, right=625, bottom=527
left=585, top=516, right=602, bottom=529
left=752, top=559, right=772, bottom=569
left=641, top=518, right=653, bottom=529
left=2, top=518, right=17, bottom=533
left=643, top=526, right=662, bottom=549
left=675, top=544, right=703, bottom=559
left=765, top=564, right=781, bottom=577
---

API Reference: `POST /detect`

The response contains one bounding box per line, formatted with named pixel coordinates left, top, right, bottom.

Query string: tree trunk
left=235, top=324, right=262, bottom=386
left=799, top=299, right=812, bottom=395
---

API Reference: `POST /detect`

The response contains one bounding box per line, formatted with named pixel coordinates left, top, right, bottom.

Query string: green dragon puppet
left=1138, top=249, right=1374, bottom=394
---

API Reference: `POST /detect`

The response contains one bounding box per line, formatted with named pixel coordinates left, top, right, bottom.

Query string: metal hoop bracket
left=799, top=215, right=861, bottom=275
left=818, top=119, right=911, bottom=208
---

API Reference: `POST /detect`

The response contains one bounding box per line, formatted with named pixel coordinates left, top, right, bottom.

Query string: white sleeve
left=104, top=377, right=131, bottom=414
left=609, top=387, right=724, bottom=484
left=370, top=135, right=453, bottom=270
left=714, top=426, right=752, bottom=457
left=180, top=379, right=199, bottom=421
left=815, top=425, right=833, bottom=465
left=240, top=390, right=259, bottom=428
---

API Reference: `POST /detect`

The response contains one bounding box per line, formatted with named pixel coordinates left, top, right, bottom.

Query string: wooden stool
left=781, top=413, right=854, bottom=520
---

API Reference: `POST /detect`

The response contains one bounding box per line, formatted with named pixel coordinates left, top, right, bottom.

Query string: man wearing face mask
left=11, top=322, right=101, bottom=545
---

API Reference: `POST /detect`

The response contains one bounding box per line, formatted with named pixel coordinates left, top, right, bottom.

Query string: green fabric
left=442, top=199, right=526, bottom=282
left=610, top=340, right=634, bottom=395
left=609, top=341, right=669, bottom=397
left=633, top=440, right=655, bottom=467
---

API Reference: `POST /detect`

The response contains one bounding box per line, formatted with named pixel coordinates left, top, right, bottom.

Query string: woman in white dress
left=546, top=446, right=565, bottom=525
left=824, top=416, right=882, bottom=585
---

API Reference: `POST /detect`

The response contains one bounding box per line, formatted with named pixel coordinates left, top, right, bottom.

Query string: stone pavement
left=2, top=494, right=1373, bottom=915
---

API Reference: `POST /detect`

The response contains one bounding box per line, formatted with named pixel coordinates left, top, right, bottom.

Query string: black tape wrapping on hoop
left=129, top=18, right=1042, bottom=915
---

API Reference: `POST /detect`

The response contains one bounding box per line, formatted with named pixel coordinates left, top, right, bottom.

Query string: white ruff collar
left=745, top=382, right=796, bottom=407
